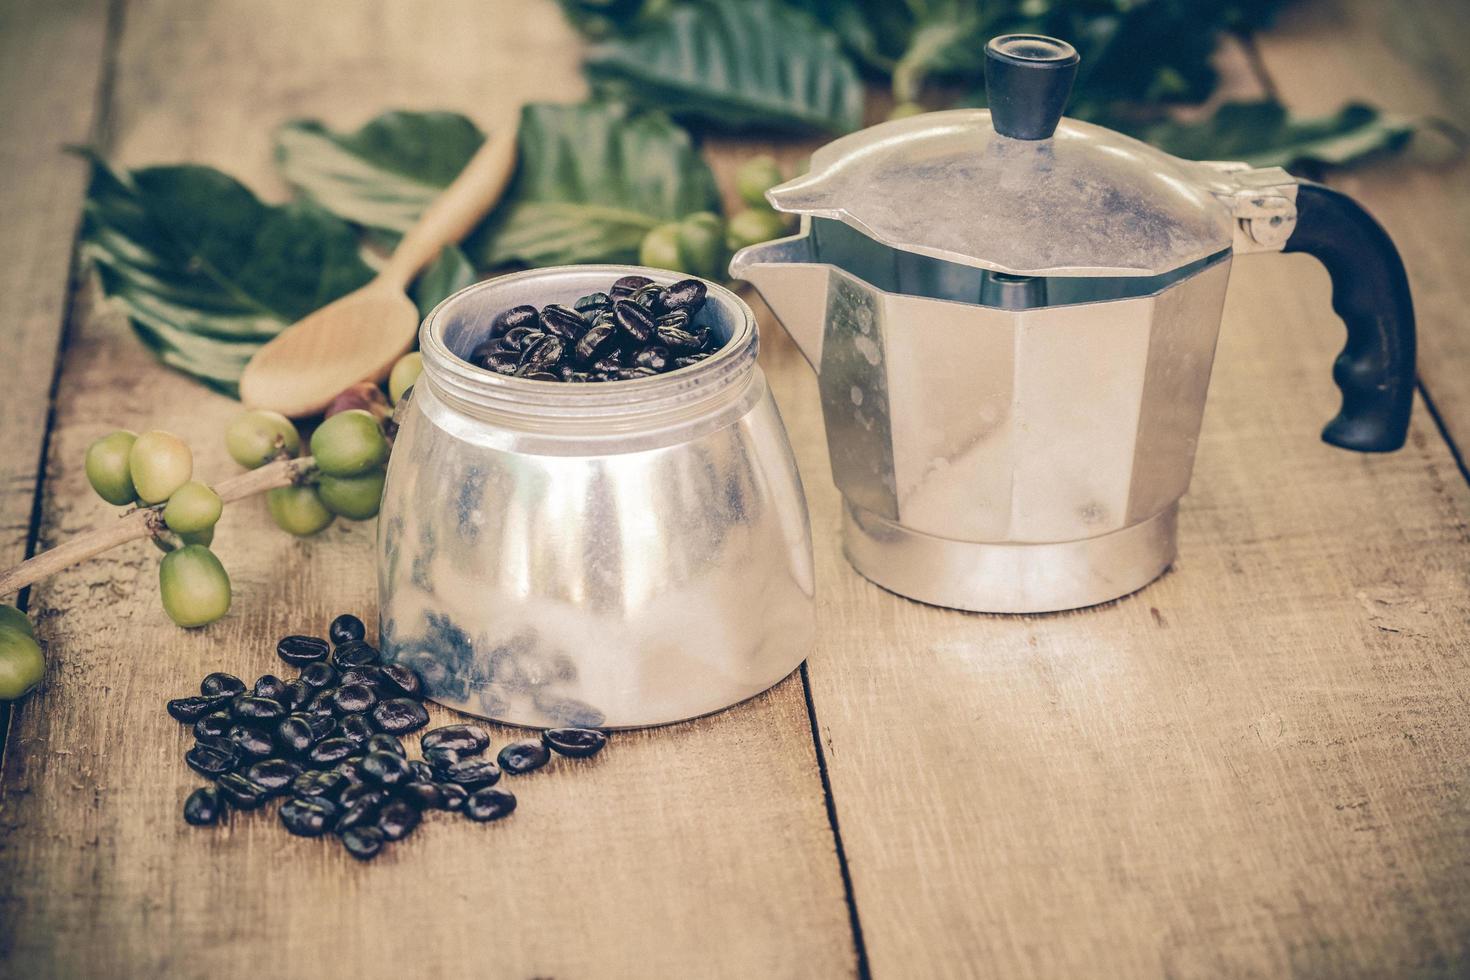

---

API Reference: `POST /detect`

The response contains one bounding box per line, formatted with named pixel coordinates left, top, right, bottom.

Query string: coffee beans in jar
left=168, top=615, right=609, bottom=861
left=462, top=276, right=720, bottom=383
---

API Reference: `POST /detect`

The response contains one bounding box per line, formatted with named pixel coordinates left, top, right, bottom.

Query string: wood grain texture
left=1251, top=0, right=1470, bottom=452
left=0, top=3, right=855, bottom=977
left=0, top=0, right=111, bottom=606
left=770, top=203, right=1470, bottom=977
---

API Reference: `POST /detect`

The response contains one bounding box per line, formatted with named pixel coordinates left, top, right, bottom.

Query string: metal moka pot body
left=731, top=36, right=1416, bottom=614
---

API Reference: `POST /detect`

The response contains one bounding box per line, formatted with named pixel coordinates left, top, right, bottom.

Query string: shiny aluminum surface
left=378, top=267, right=815, bottom=728
left=767, top=108, right=1272, bottom=278
left=733, top=227, right=1236, bottom=612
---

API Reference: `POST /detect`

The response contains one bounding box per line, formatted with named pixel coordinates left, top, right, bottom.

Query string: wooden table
left=1, top=1, right=1467, bottom=977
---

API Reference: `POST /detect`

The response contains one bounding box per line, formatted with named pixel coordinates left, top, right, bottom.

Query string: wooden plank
left=0, top=0, right=112, bottom=738
left=754, top=26, right=1470, bottom=975
left=1251, top=0, right=1470, bottom=452
left=769, top=204, right=1470, bottom=977
left=0, top=2, right=856, bottom=977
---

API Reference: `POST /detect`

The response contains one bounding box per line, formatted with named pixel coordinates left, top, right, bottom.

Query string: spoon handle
left=377, top=119, right=519, bottom=292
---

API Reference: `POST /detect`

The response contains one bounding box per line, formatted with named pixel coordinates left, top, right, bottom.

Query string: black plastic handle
left=984, top=35, right=1079, bottom=140
left=1282, top=182, right=1416, bottom=452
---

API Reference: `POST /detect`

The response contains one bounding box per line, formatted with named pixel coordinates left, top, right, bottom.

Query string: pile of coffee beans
left=464, top=275, right=722, bottom=382
left=169, top=613, right=608, bottom=861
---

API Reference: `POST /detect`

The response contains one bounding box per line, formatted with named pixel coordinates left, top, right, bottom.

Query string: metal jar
left=377, top=266, right=815, bottom=729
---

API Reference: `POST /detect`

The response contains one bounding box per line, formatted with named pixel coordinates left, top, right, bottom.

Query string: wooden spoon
left=239, top=125, right=518, bottom=417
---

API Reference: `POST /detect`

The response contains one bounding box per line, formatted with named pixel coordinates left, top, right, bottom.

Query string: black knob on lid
left=984, top=34, right=1079, bottom=140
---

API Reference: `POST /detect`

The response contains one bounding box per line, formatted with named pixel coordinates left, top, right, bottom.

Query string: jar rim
left=419, top=265, right=758, bottom=433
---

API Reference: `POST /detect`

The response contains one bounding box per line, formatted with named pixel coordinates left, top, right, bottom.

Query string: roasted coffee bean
left=371, top=697, right=429, bottom=735
left=491, top=304, right=539, bottom=337
left=377, top=663, right=423, bottom=699
left=591, top=353, right=624, bottom=375
left=341, top=826, right=385, bottom=861
left=339, top=781, right=379, bottom=807
left=674, top=354, right=710, bottom=368
left=464, top=787, right=517, bottom=822
left=366, top=733, right=405, bottom=757
left=183, top=786, right=222, bottom=826
left=610, top=274, right=654, bottom=298
left=633, top=346, right=670, bottom=371
left=337, top=666, right=383, bottom=689
left=613, top=300, right=655, bottom=344
left=253, top=674, right=287, bottom=701
left=502, top=325, right=543, bottom=351
left=334, top=790, right=387, bottom=834
left=661, top=277, right=708, bottom=314
left=331, top=683, right=377, bottom=716
left=400, top=780, right=444, bottom=810
left=280, top=796, right=337, bottom=837
left=437, top=781, right=468, bottom=811
left=329, top=613, right=366, bottom=645
left=377, top=799, right=421, bottom=841
left=292, top=769, right=347, bottom=800
left=543, top=727, right=608, bottom=758
left=443, top=759, right=501, bottom=789
left=305, top=688, right=336, bottom=717
left=655, top=323, right=705, bottom=353
left=540, top=305, right=587, bottom=341
left=630, top=282, right=665, bottom=311
left=280, top=679, right=312, bottom=711
left=228, top=724, right=275, bottom=760
left=277, top=634, right=329, bottom=666
left=409, top=760, right=436, bottom=782
left=424, top=746, right=461, bottom=773
left=483, top=350, right=520, bottom=376
left=335, top=757, right=367, bottom=786
left=498, top=740, right=551, bottom=775
left=232, top=695, right=286, bottom=722
left=299, top=661, right=338, bottom=690
left=361, top=750, right=412, bottom=788
left=573, top=320, right=618, bottom=364
left=276, top=715, right=317, bottom=756
left=519, top=369, right=559, bottom=382
left=331, top=640, right=381, bottom=670
left=306, top=712, right=337, bottom=740
left=247, top=758, right=304, bottom=795
left=216, top=772, right=268, bottom=810
left=186, top=735, right=240, bottom=778
left=518, top=335, right=565, bottom=374
left=339, top=713, right=374, bottom=746
left=574, top=291, right=611, bottom=313
left=167, top=694, right=233, bottom=722
left=308, top=737, right=358, bottom=767
left=617, top=366, right=659, bottom=380
left=422, top=724, right=491, bottom=755
left=200, top=672, right=246, bottom=697
left=656, top=308, right=690, bottom=331
left=194, top=711, right=231, bottom=739
left=561, top=367, right=593, bottom=383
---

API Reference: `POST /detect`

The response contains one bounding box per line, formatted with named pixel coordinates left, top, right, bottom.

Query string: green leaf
left=584, top=0, right=864, bottom=135
left=77, top=151, right=374, bottom=395
left=411, top=245, right=479, bottom=319
left=275, top=111, right=486, bottom=234
left=1131, top=101, right=1416, bottom=171
left=467, top=101, right=721, bottom=268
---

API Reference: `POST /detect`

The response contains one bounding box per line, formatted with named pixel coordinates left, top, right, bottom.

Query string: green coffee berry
left=0, top=625, right=45, bottom=701
left=225, top=410, right=301, bottom=470
left=0, top=604, right=35, bottom=638
left=162, top=480, right=222, bottom=534
left=725, top=208, right=791, bottom=252
left=267, top=485, right=335, bottom=537
left=158, top=545, right=232, bottom=628
left=676, top=212, right=727, bottom=281
left=309, top=410, right=388, bottom=478
left=388, top=352, right=423, bottom=405
left=85, top=430, right=138, bottom=505
left=639, top=222, right=685, bottom=273
left=735, top=155, right=784, bottom=208
left=129, top=430, right=193, bottom=505
left=317, top=467, right=386, bottom=521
